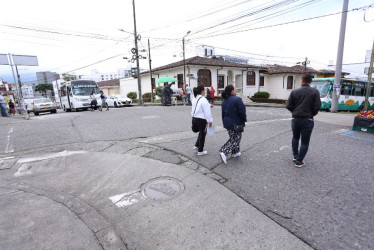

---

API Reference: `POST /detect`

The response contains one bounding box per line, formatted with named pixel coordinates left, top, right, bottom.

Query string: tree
left=35, top=83, right=53, bottom=97
left=62, top=73, right=77, bottom=82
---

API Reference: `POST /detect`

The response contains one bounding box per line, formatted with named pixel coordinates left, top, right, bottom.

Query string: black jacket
left=221, top=95, right=247, bottom=130
left=286, top=85, right=321, bottom=119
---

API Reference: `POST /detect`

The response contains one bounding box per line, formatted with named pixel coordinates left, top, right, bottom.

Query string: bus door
left=67, top=86, right=72, bottom=109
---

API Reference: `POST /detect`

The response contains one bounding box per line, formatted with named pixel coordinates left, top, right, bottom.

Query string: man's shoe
left=293, top=157, right=297, bottom=163
left=197, top=151, right=207, bottom=156
left=295, top=161, right=305, bottom=168
left=232, top=152, right=241, bottom=158
left=220, top=152, right=227, bottom=164
left=193, top=146, right=198, bottom=151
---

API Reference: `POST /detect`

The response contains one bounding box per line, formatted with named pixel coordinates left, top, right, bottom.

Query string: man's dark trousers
left=292, top=118, right=314, bottom=163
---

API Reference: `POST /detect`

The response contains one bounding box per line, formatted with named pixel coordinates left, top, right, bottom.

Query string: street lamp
left=183, top=31, right=191, bottom=90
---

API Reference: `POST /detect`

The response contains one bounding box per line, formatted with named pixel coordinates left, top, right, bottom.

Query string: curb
left=4, top=183, right=128, bottom=250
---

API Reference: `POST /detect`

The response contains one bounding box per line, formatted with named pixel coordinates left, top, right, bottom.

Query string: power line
left=191, top=4, right=373, bottom=39
left=204, top=0, right=321, bottom=37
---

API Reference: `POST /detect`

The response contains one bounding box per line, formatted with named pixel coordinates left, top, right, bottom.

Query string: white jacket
left=191, top=95, right=213, bottom=123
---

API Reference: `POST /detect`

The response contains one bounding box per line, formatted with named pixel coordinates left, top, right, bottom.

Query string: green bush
left=253, top=91, right=270, bottom=99
left=142, top=92, right=152, bottom=103
left=154, top=86, right=162, bottom=98
left=127, top=92, right=137, bottom=100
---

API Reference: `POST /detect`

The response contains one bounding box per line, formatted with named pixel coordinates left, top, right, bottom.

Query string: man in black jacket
left=286, top=73, right=321, bottom=167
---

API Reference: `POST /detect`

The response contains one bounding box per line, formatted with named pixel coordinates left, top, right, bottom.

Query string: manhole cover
left=142, top=177, right=184, bottom=201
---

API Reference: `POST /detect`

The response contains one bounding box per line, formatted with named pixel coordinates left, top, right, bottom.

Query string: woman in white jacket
left=191, top=85, right=213, bottom=156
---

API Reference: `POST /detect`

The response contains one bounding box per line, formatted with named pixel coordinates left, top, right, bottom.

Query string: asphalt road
left=1, top=106, right=373, bottom=250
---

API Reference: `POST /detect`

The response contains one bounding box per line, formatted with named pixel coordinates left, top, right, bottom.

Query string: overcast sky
left=1, top=0, right=373, bottom=83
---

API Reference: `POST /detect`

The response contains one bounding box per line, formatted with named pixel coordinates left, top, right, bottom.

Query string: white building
left=21, top=84, right=34, bottom=99
left=120, top=56, right=265, bottom=100
left=77, top=68, right=132, bottom=82
left=119, top=56, right=337, bottom=102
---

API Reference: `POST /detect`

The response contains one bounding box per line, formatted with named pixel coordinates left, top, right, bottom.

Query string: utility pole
left=148, top=39, right=154, bottom=102
left=183, top=31, right=191, bottom=90
left=132, top=0, right=142, bottom=104
left=296, top=57, right=310, bottom=73
left=331, top=0, right=349, bottom=113
left=8, top=53, right=20, bottom=108
left=364, top=40, right=374, bottom=111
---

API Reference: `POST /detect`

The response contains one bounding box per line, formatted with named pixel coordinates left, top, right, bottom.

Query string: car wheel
left=51, top=109, right=57, bottom=114
left=34, top=112, right=39, bottom=116
left=114, top=102, right=118, bottom=108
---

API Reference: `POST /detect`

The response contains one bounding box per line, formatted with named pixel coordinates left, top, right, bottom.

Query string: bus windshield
left=72, top=87, right=99, bottom=96
left=311, top=81, right=330, bottom=98
left=71, top=81, right=99, bottom=96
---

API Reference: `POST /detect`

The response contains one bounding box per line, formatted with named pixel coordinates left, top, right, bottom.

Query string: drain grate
left=142, top=177, right=184, bottom=201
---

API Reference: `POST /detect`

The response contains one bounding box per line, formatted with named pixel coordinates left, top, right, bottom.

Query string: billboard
left=0, top=54, right=9, bottom=65
left=12, top=55, right=38, bottom=66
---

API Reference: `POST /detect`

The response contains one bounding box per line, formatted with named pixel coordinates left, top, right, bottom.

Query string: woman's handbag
left=192, top=118, right=199, bottom=133
left=233, top=105, right=244, bottom=133
left=233, top=123, right=244, bottom=133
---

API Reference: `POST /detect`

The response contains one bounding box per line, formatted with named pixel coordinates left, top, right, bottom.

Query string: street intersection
left=0, top=106, right=373, bottom=250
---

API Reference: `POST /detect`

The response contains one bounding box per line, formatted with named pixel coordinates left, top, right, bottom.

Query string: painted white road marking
left=246, top=118, right=291, bottom=125
left=109, top=190, right=146, bottom=208
left=142, top=115, right=160, bottom=119
left=14, top=164, right=32, bottom=177
left=17, top=150, right=86, bottom=164
left=5, top=126, right=14, bottom=154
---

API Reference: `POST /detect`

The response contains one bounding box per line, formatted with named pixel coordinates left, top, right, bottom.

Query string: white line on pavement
left=109, top=190, right=146, bottom=208
left=5, top=126, right=14, bottom=154
left=17, top=150, right=87, bottom=164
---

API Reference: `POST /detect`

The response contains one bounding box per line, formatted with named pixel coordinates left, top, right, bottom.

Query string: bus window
left=60, top=86, right=66, bottom=97
left=341, top=83, right=352, bottom=95
left=352, top=82, right=365, bottom=96
left=371, top=85, right=374, bottom=97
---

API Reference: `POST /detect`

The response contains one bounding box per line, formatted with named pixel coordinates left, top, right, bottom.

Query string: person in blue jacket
left=219, top=85, right=247, bottom=164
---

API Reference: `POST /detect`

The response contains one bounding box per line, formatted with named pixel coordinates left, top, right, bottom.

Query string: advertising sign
left=12, top=55, right=38, bottom=66
left=0, top=54, right=9, bottom=65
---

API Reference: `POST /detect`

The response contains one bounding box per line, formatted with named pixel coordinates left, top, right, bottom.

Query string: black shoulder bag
left=191, top=97, right=202, bottom=133
left=233, top=101, right=244, bottom=133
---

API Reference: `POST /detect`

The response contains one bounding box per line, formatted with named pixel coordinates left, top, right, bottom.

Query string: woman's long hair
left=222, top=85, right=234, bottom=100
left=193, top=85, right=205, bottom=97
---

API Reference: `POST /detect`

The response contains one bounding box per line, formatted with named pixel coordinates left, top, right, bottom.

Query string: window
left=247, top=71, right=255, bottom=86
left=352, top=82, right=365, bottom=96
left=205, top=49, right=207, bottom=56
left=210, top=50, right=213, bottom=56
left=341, top=82, right=352, bottom=95
left=218, top=75, right=224, bottom=89
left=151, top=78, right=155, bottom=89
left=197, top=69, right=212, bottom=87
left=177, top=74, right=183, bottom=89
left=60, top=86, right=66, bottom=97
left=260, top=76, right=264, bottom=86
left=287, top=76, right=293, bottom=89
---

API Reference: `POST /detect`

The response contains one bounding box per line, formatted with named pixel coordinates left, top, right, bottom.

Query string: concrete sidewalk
left=0, top=151, right=311, bottom=250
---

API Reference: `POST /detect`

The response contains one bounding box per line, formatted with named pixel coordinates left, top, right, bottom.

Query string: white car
left=106, top=95, right=132, bottom=108
left=32, top=98, right=57, bottom=116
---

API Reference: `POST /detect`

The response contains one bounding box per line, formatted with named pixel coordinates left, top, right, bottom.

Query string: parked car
left=106, top=95, right=132, bottom=108
left=32, top=98, right=57, bottom=116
